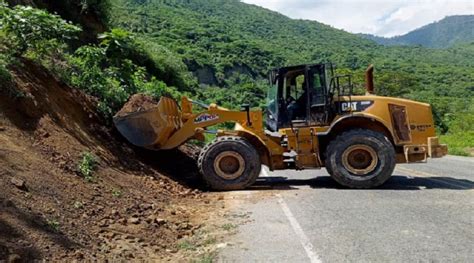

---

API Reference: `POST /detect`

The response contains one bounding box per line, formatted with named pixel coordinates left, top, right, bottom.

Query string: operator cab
left=266, top=64, right=333, bottom=131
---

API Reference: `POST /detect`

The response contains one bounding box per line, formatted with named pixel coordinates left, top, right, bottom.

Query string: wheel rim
left=213, top=151, right=245, bottom=180
left=342, top=144, right=378, bottom=176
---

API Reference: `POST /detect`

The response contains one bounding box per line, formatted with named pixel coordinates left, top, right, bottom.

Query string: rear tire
left=198, top=136, right=261, bottom=190
left=325, top=129, right=395, bottom=188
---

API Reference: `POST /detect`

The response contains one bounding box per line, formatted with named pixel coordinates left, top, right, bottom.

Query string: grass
left=440, top=131, right=474, bottom=157
left=46, top=218, right=60, bottom=232
left=221, top=223, right=237, bottom=231
left=194, top=253, right=216, bottom=263
left=73, top=200, right=84, bottom=209
left=202, top=237, right=217, bottom=246
left=178, top=240, right=197, bottom=251
left=112, top=188, right=123, bottom=198
left=77, top=151, right=98, bottom=182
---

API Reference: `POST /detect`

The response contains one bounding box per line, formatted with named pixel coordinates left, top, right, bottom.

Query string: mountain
left=360, top=15, right=474, bottom=48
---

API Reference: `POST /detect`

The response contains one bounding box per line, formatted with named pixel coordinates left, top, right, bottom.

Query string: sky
left=241, top=0, right=474, bottom=37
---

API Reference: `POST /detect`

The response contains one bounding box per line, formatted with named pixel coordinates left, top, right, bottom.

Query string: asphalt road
left=217, top=156, right=474, bottom=262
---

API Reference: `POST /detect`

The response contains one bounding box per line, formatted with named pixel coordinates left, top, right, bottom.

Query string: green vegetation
left=221, top=223, right=237, bottom=231
left=112, top=188, right=123, bottom=197
left=0, top=55, right=12, bottom=87
left=0, top=1, right=186, bottom=118
left=77, top=152, right=98, bottom=182
left=194, top=253, right=216, bottom=263
left=0, top=3, right=81, bottom=57
left=46, top=218, right=60, bottom=232
left=68, top=28, right=182, bottom=117
left=178, top=240, right=197, bottom=251
left=73, top=200, right=84, bottom=209
left=361, top=15, right=474, bottom=48
left=441, top=133, right=474, bottom=156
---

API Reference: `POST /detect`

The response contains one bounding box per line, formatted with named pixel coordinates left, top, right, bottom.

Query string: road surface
left=217, top=156, right=474, bottom=262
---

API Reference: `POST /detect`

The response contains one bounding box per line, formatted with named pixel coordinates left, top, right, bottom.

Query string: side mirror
left=241, top=104, right=252, bottom=126
left=365, top=64, right=375, bottom=95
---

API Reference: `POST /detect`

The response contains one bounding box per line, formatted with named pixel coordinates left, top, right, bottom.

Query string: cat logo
left=341, top=102, right=358, bottom=111
left=341, top=101, right=373, bottom=112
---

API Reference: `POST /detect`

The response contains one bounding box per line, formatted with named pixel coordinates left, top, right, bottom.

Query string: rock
left=128, top=217, right=140, bottom=224
left=145, top=216, right=154, bottom=224
left=0, top=126, right=6, bottom=132
left=104, top=231, right=117, bottom=239
left=154, top=218, right=166, bottom=225
left=216, top=243, right=228, bottom=249
left=10, top=177, right=28, bottom=191
left=139, top=203, right=153, bottom=211
left=99, top=219, right=109, bottom=227
left=179, top=222, right=192, bottom=230
left=3, top=199, right=14, bottom=207
left=7, top=254, right=21, bottom=263
left=111, top=210, right=119, bottom=216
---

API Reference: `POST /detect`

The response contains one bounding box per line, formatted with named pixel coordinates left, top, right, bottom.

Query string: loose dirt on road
left=0, top=60, right=226, bottom=261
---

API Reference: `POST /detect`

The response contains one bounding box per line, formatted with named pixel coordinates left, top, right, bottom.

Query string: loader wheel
left=198, top=136, right=261, bottom=190
left=325, top=129, right=395, bottom=188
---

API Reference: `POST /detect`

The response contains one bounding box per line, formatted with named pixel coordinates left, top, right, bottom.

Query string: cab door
left=265, top=71, right=280, bottom=131
left=306, top=65, right=330, bottom=125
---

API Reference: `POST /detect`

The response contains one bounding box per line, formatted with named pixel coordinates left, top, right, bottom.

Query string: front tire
left=198, top=136, right=261, bottom=190
left=325, top=129, right=395, bottom=188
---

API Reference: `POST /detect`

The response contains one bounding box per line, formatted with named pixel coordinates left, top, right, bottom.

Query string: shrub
left=0, top=3, right=81, bottom=57
left=0, top=56, right=11, bottom=85
left=77, top=152, right=98, bottom=182
left=68, top=29, right=181, bottom=118
left=112, top=188, right=123, bottom=198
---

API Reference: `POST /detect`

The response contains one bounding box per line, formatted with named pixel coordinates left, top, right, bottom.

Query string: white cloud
left=242, top=0, right=474, bottom=37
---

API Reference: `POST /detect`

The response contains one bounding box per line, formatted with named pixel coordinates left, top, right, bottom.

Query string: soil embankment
left=0, top=60, right=222, bottom=261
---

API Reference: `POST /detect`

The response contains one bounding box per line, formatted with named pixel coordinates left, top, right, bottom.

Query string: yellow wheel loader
left=114, top=64, right=447, bottom=190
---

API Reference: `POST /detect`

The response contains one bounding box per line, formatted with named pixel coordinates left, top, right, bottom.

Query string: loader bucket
left=113, top=97, right=182, bottom=150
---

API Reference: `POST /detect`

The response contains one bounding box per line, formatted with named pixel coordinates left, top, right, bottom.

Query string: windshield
left=267, top=78, right=278, bottom=115
left=265, top=77, right=278, bottom=131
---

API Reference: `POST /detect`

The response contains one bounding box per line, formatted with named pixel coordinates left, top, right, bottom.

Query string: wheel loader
left=114, top=64, right=448, bottom=190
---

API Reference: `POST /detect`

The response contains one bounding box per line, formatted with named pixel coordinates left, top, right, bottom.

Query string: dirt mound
left=115, top=93, right=159, bottom=117
left=0, top=60, right=221, bottom=261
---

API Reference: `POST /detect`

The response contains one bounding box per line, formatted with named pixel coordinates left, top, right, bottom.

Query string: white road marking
left=396, top=166, right=472, bottom=189
left=261, top=168, right=322, bottom=263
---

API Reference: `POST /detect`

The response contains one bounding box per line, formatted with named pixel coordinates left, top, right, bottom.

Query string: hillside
left=361, top=15, right=474, bottom=48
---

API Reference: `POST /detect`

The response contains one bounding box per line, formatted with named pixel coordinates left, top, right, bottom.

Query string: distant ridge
left=359, top=15, right=474, bottom=48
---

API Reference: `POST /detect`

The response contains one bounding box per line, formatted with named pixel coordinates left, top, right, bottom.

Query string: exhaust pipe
left=365, top=64, right=375, bottom=95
